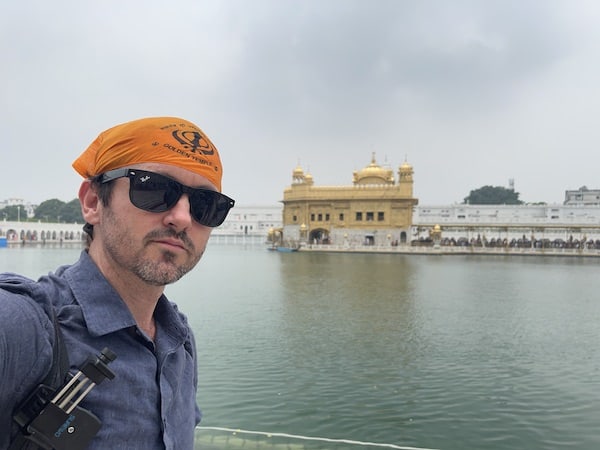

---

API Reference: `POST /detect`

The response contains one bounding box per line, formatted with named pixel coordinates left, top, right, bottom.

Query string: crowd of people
left=413, top=234, right=600, bottom=249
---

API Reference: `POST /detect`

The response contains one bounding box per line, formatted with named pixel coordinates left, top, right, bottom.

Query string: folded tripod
left=12, top=348, right=117, bottom=450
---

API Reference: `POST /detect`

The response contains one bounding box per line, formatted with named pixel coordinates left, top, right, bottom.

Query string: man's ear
left=79, top=180, right=101, bottom=226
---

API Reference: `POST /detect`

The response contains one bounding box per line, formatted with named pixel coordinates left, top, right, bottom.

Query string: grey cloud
left=1, top=0, right=600, bottom=207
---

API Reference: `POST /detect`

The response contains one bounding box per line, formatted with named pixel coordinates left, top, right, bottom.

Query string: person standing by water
left=0, top=117, right=235, bottom=449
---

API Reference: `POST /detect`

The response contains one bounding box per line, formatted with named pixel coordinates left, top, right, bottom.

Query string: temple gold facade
left=279, top=154, right=418, bottom=247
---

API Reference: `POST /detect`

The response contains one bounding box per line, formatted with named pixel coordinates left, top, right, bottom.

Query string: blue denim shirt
left=0, top=251, right=201, bottom=450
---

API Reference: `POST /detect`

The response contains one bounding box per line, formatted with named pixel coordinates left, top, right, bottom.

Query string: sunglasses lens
left=190, top=191, right=232, bottom=227
left=129, top=173, right=180, bottom=212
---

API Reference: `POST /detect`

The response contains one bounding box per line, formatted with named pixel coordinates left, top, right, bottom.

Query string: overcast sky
left=2, top=0, right=599, bottom=207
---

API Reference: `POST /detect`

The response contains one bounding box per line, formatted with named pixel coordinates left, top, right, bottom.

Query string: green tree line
left=1, top=199, right=83, bottom=223
left=463, top=186, right=525, bottom=205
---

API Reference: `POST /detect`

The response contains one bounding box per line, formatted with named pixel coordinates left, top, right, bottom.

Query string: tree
left=34, top=199, right=65, bottom=222
left=33, top=198, right=83, bottom=223
left=1, top=205, right=27, bottom=221
left=60, top=199, right=84, bottom=223
left=464, top=186, right=523, bottom=205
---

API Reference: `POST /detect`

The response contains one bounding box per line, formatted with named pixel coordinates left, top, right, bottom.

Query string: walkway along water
left=298, top=243, right=600, bottom=257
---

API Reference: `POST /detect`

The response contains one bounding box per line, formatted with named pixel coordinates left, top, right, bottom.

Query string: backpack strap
left=42, top=309, right=70, bottom=387
left=9, top=307, right=70, bottom=450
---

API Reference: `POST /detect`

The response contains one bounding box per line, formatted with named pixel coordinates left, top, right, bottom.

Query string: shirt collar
left=64, top=251, right=190, bottom=345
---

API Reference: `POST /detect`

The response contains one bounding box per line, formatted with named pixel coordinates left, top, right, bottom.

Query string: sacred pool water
left=2, top=243, right=599, bottom=450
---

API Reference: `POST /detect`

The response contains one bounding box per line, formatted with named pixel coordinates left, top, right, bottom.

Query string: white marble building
left=412, top=204, right=600, bottom=244
left=213, top=204, right=282, bottom=237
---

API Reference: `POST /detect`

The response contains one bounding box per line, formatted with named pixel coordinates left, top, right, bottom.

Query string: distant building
left=412, top=204, right=600, bottom=244
left=0, top=198, right=27, bottom=207
left=280, top=154, right=418, bottom=246
left=215, top=204, right=282, bottom=237
left=564, top=186, right=600, bottom=206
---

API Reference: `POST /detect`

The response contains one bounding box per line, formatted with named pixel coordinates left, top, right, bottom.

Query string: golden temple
left=277, top=153, right=417, bottom=247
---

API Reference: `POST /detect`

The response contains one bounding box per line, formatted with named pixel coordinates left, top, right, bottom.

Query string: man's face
left=91, top=163, right=215, bottom=286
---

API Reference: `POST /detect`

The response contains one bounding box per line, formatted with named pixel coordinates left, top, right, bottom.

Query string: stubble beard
left=134, top=244, right=202, bottom=286
left=102, top=208, right=203, bottom=286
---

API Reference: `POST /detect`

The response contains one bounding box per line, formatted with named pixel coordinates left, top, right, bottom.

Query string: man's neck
left=88, top=247, right=163, bottom=340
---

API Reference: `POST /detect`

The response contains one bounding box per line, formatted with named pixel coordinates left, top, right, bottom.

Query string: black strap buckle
left=12, top=348, right=117, bottom=450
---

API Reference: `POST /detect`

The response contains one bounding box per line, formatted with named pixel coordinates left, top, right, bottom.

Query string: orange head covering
left=72, top=117, right=223, bottom=191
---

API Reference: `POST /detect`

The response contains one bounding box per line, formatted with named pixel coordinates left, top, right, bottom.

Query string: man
left=0, top=117, right=235, bottom=449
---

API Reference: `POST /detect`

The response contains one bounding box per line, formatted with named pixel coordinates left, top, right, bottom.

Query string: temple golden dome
left=353, top=153, right=394, bottom=185
left=398, top=159, right=414, bottom=185
left=400, top=160, right=413, bottom=172
left=292, top=164, right=308, bottom=185
left=292, top=165, right=305, bottom=177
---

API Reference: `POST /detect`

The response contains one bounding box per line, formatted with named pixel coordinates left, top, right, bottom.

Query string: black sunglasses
left=100, top=168, right=235, bottom=227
